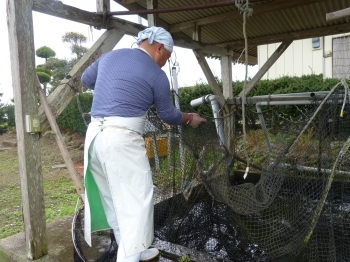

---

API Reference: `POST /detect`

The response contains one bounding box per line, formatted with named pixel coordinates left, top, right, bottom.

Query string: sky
left=0, top=0, right=258, bottom=104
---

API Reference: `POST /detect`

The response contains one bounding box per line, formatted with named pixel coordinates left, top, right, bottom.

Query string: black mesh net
left=73, top=82, right=350, bottom=261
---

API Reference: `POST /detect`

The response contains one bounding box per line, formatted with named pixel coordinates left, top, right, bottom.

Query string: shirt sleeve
left=81, top=58, right=100, bottom=90
left=153, top=73, right=183, bottom=125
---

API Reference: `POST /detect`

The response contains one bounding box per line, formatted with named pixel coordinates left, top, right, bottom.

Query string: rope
left=76, top=94, right=90, bottom=127
left=235, top=0, right=253, bottom=178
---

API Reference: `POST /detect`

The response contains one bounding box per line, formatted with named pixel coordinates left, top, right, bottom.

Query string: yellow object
left=145, top=136, right=168, bottom=158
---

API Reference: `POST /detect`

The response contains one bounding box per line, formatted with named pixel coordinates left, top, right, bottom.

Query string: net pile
left=73, top=82, right=350, bottom=261
left=145, top=82, right=350, bottom=261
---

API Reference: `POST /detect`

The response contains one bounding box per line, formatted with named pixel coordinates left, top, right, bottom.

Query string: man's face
left=156, top=43, right=171, bottom=67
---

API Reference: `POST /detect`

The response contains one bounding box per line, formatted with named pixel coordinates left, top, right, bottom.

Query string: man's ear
left=156, top=44, right=164, bottom=53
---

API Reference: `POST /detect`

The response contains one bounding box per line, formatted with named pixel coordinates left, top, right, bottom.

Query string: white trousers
left=85, top=116, right=153, bottom=260
left=89, top=133, right=144, bottom=262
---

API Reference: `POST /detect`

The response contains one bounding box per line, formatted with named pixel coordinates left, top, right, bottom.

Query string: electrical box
left=25, top=115, right=41, bottom=133
left=324, top=50, right=332, bottom=57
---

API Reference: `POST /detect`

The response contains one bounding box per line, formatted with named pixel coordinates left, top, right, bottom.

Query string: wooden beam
left=326, top=7, right=350, bottom=22
left=39, top=29, right=124, bottom=131
left=239, top=40, right=292, bottom=97
left=193, top=50, right=228, bottom=112
left=224, top=23, right=350, bottom=48
left=221, top=56, right=232, bottom=99
left=120, top=0, right=138, bottom=4
left=33, top=0, right=103, bottom=26
left=120, top=0, right=137, bottom=5
left=192, top=23, right=201, bottom=43
left=7, top=0, right=47, bottom=259
left=169, top=0, right=325, bottom=33
left=37, top=78, right=85, bottom=200
left=32, top=0, right=240, bottom=57
left=147, top=0, right=158, bottom=26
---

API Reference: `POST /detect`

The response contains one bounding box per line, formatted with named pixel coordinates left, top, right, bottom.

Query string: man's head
left=136, top=26, right=173, bottom=67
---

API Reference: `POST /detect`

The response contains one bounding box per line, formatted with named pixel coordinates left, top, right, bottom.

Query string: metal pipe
left=279, top=163, right=350, bottom=176
left=96, top=0, right=237, bottom=16
left=172, top=67, right=185, bottom=170
left=228, top=91, right=331, bottom=105
left=256, top=103, right=273, bottom=152
left=209, top=95, right=228, bottom=147
left=191, top=94, right=228, bottom=147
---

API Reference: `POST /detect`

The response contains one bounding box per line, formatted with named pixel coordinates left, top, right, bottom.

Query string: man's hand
left=188, top=113, right=207, bottom=128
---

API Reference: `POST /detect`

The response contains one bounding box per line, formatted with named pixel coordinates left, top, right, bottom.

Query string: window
left=312, top=37, right=320, bottom=49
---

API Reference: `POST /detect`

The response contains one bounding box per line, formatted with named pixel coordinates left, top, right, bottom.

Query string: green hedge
left=54, top=74, right=345, bottom=133
left=56, top=93, right=93, bottom=133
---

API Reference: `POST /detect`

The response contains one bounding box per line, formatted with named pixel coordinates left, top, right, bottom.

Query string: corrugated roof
left=114, top=0, right=350, bottom=65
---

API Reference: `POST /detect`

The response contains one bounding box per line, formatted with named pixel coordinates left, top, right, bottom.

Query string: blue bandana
left=136, top=26, right=174, bottom=52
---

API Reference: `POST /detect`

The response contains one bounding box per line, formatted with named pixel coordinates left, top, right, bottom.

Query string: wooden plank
left=193, top=50, right=228, bottom=112
left=37, top=78, right=85, bottom=200
left=239, top=40, right=293, bottom=96
left=169, top=0, right=325, bottom=33
left=7, top=0, right=47, bottom=259
left=326, top=7, right=350, bottom=22
left=32, top=0, right=103, bottom=26
left=38, top=28, right=124, bottom=131
left=147, top=0, right=158, bottom=26
left=226, top=23, right=350, bottom=48
left=32, top=0, right=240, bottom=57
left=121, top=0, right=138, bottom=3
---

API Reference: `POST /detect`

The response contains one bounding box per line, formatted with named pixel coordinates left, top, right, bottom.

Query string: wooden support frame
left=239, top=40, right=293, bottom=97
left=7, top=0, right=47, bottom=259
left=193, top=50, right=228, bottom=112
left=221, top=55, right=235, bottom=154
left=147, top=0, right=158, bottom=26
left=221, top=56, right=232, bottom=99
left=326, top=7, right=350, bottom=22
left=37, top=78, right=85, bottom=200
left=32, top=0, right=235, bottom=57
left=38, top=28, right=124, bottom=131
left=96, top=0, right=110, bottom=13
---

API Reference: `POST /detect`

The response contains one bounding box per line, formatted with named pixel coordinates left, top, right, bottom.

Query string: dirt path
left=0, top=131, right=85, bottom=180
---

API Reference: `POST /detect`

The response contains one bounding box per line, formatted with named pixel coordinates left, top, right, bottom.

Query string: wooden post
left=7, top=0, right=47, bottom=259
left=192, top=23, right=201, bottom=42
left=96, top=0, right=110, bottom=13
left=221, top=55, right=235, bottom=154
left=239, top=40, right=293, bottom=97
left=221, top=56, right=232, bottom=99
left=147, top=0, right=158, bottom=26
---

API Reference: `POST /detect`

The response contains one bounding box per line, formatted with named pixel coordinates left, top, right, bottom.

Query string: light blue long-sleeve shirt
left=81, top=48, right=183, bottom=125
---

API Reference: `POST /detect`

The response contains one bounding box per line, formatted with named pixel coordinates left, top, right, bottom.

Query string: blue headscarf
left=136, top=26, right=174, bottom=52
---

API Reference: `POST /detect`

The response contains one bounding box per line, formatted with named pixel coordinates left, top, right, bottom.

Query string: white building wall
left=258, top=34, right=350, bottom=80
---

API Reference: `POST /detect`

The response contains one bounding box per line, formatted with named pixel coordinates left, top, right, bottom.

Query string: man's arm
left=81, top=59, right=100, bottom=90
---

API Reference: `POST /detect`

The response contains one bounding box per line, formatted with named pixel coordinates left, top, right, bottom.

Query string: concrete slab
left=0, top=216, right=164, bottom=262
left=0, top=216, right=192, bottom=262
left=0, top=216, right=75, bottom=262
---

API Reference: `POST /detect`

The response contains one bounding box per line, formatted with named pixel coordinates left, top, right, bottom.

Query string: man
left=82, top=26, right=207, bottom=262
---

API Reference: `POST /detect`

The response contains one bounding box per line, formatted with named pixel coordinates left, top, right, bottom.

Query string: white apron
left=83, top=115, right=154, bottom=257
